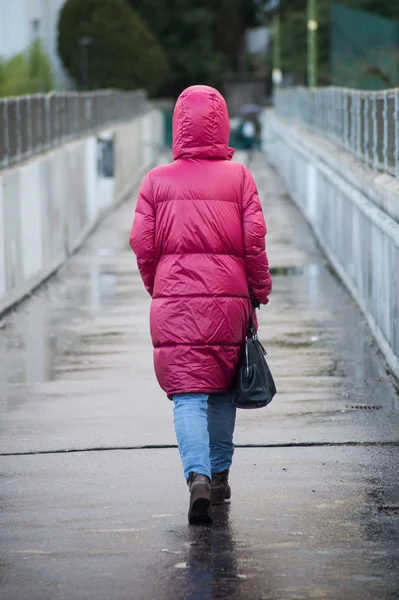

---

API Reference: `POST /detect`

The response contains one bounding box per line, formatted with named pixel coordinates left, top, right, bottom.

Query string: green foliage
left=29, top=39, right=54, bottom=91
left=57, top=0, right=168, bottom=94
left=0, top=40, right=54, bottom=97
left=211, top=0, right=262, bottom=73
left=128, top=0, right=222, bottom=95
left=279, top=0, right=332, bottom=85
left=128, top=0, right=262, bottom=95
left=0, top=54, right=32, bottom=97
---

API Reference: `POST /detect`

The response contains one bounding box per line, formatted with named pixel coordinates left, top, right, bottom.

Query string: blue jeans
left=173, top=393, right=237, bottom=481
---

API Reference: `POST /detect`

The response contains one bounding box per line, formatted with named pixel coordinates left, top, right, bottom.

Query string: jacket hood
left=172, top=85, right=234, bottom=160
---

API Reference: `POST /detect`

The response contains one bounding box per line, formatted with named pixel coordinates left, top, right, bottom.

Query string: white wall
left=263, top=110, right=399, bottom=381
left=0, top=0, right=72, bottom=89
left=0, top=108, right=164, bottom=314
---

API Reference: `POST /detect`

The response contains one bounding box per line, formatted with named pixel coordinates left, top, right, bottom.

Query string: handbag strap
left=247, top=314, right=267, bottom=354
left=247, top=314, right=258, bottom=339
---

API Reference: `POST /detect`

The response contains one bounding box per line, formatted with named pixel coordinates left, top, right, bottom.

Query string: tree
left=211, top=0, right=261, bottom=73
left=58, top=0, right=168, bottom=94
left=128, top=0, right=262, bottom=95
left=278, top=0, right=330, bottom=84
left=127, top=0, right=222, bottom=96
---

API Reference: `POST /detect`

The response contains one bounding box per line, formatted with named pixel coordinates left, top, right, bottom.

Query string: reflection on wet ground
left=0, top=153, right=398, bottom=599
left=2, top=447, right=397, bottom=600
left=172, top=506, right=248, bottom=600
left=0, top=152, right=398, bottom=459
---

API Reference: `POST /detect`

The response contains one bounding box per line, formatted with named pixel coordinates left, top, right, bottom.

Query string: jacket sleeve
left=129, top=173, right=156, bottom=296
left=242, top=167, right=272, bottom=305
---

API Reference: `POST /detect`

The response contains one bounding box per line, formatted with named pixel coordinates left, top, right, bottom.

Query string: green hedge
left=0, top=40, right=54, bottom=97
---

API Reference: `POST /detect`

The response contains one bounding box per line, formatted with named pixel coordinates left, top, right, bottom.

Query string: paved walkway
left=0, top=153, right=398, bottom=600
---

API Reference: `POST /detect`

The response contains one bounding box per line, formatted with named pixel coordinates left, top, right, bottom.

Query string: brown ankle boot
left=211, top=470, right=231, bottom=505
left=187, top=473, right=212, bottom=523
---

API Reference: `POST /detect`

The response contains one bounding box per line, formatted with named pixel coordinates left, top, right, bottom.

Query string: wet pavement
left=0, top=152, right=398, bottom=599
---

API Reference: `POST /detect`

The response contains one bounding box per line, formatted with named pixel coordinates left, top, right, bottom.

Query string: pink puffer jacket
left=130, top=85, right=271, bottom=397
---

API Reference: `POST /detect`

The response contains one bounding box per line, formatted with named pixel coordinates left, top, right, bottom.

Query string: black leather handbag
left=233, top=316, right=276, bottom=409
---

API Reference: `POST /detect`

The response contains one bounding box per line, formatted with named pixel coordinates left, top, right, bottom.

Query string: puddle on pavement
left=0, top=257, right=129, bottom=386
left=0, top=207, right=398, bottom=420
left=161, top=485, right=399, bottom=599
left=270, top=339, right=315, bottom=349
left=378, top=505, right=399, bottom=515
left=351, top=404, right=382, bottom=410
left=270, top=264, right=323, bottom=276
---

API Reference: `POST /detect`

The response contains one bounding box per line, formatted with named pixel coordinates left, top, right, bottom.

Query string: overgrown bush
left=57, top=0, right=168, bottom=94
left=0, top=40, right=54, bottom=97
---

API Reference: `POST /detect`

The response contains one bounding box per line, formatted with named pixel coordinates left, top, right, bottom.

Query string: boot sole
left=188, top=497, right=212, bottom=523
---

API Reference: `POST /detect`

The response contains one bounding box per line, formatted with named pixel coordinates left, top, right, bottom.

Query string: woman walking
left=130, top=85, right=271, bottom=523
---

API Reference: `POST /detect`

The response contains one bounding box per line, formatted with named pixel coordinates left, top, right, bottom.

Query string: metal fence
left=0, top=89, right=147, bottom=169
left=274, top=87, right=399, bottom=179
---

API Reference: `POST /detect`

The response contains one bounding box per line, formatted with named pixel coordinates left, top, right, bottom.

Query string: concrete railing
left=274, top=87, right=399, bottom=180
left=0, top=90, right=147, bottom=170
left=0, top=108, right=163, bottom=315
left=262, top=109, right=399, bottom=381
